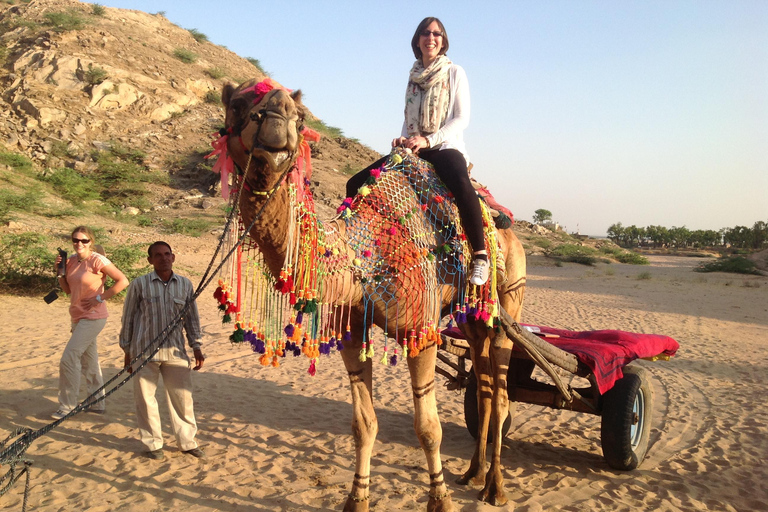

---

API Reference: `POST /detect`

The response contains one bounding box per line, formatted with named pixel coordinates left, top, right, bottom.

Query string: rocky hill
left=0, top=0, right=379, bottom=221
left=0, top=0, right=623, bottom=279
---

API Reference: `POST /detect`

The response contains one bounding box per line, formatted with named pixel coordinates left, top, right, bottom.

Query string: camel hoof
left=478, top=485, right=508, bottom=507
left=456, top=472, right=485, bottom=487
left=342, top=496, right=369, bottom=512
left=427, top=494, right=454, bottom=512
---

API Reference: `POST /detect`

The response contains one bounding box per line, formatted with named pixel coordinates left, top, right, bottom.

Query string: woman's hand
left=405, top=136, right=429, bottom=153
left=82, top=296, right=101, bottom=310
left=391, top=136, right=407, bottom=148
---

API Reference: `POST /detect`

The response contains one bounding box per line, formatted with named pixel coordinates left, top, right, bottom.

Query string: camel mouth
left=250, top=147, right=293, bottom=173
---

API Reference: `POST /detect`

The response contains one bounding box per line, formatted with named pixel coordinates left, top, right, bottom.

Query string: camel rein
left=0, top=156, right=291, bottom=509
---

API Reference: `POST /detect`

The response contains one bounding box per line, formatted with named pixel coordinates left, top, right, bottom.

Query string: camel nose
left=264, top=89, right=293, bottom=117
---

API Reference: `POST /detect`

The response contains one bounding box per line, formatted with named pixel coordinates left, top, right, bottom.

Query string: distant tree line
left=606, top=221, right=768, bottom=250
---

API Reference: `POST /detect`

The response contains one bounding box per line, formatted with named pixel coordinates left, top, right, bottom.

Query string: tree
left=669, top=226, right=691, bottom=248
left=533, top=209, right=552, bottom=225
left=752, top=221, right=767, bottom=249
left=607, top=222, right=624, bottom=245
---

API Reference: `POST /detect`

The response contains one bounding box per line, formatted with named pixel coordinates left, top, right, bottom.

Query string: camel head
left=222, top=79, right=306, bottom=186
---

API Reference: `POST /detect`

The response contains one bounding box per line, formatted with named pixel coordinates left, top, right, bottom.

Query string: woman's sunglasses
left=72, top=238, right=91, bottom=244
left=420, top=30, right=443, bottom=38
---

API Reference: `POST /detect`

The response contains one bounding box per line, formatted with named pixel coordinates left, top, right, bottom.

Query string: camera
left=57, top=248, right=67, bottom=277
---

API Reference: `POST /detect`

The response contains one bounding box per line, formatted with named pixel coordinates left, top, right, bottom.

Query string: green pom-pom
left=222, top=314, right=232, bottom=324
left=229, top=327, right=245, bottom=343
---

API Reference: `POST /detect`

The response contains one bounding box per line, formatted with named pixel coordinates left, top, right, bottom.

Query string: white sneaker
left=469, top=259, right=489, bottom=286
left=51, top=409, right=70, bottom=420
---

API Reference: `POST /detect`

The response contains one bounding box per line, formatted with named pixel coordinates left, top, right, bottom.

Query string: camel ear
left=222, top=83, right=236, bottom=107
left=291, top=90, right=306, bottom=120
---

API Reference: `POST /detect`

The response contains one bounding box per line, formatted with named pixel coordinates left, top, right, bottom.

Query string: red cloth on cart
left=520, top=325, right=679, bottom=394
left=441, top=325, right=679, bottom=395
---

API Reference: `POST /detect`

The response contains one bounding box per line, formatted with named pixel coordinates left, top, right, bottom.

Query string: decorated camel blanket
left=521, top=324, right=679, bottom=394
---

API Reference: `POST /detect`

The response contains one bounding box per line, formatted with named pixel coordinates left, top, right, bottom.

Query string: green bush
left=173, top=48, right=198, bottom=64
left=245, top=57, right=269, bottom=76
left=164, top=218, right=213, bottom=237
left=695, top=256, right=760, bottom=275
left=600, top=246, right=649, bottom=265
left=614, top=251, right=649, bottom=265
left=44, top=9, right=90, bottom=32
left=204, top=90, right=221, bottom=104
left=103, top=243, right=150, bottom=293
left=39, top=167, right=100, bottom=203
left=84, top=65, right=108, bottom=85
left=90, top=4, right=106, bottom=16
left=0, top=188, right=41, bottom=222
left=205, top=67, right=226, bottom=79
left=549, top=244, right=598, bottom=266
left=106, top=142, right=147, bottom=165
left=0, top=232, right=55, bottom=293
left=0, top=151, right=34, bottom=174
left=304, top=118, right=343, bottom=139
left=529, top=236, right=552, bottom=251
left=187, top=28, right=208, bottom=43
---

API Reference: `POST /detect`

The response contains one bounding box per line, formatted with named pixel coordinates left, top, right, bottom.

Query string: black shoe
left=145, top=449, right=164, bottom=460
left=494, top=212, right=512, bottom=229
left=182, top=447, right=205, bottom=458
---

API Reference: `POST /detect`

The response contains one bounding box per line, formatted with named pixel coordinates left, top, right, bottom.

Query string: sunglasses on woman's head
left=420, top=30, right=443, bottom=38
left=72, top=238, right=91, bottom=244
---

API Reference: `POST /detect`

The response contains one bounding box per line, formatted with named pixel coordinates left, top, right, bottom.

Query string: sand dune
left=1, top=252, right=767, bottom=511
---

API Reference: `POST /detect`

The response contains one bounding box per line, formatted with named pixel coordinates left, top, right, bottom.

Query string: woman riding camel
left=346, top=16, right=489, bottom=285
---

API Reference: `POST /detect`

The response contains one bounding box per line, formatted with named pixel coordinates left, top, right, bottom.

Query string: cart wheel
left=464, top=371, right=512, bottom=440
left=600, top=364, right=653, bottom=470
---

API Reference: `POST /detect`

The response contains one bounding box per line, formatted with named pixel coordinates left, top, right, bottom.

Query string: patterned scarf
left=404, top=55, right=452, bottom=136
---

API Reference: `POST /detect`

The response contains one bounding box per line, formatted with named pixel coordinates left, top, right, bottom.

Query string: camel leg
left=406, top=344, right=454, bottom=512
left=457, top=338, right=492, bottom=487
left=340, top=335, right=377, bottom=512
left=478, top=336, right=512, bottom=506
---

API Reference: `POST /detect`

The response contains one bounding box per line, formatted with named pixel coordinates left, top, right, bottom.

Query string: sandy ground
left=1, top=249, right=767, bottom=511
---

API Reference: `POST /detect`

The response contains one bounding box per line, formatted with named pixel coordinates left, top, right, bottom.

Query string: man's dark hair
left=148, top=241, right=173, bottom=257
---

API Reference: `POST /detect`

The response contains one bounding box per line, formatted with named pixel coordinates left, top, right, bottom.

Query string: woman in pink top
left=52, top=226, right=129, bottom=419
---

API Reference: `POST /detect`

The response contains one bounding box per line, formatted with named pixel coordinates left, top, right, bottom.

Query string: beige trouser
left=134, top=359, right=198, bottom=451
left=58, top=318, right=107, bottom=413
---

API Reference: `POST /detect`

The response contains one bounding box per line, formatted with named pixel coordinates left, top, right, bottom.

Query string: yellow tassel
left=367, top=345, right=375, bottom=359
left=359, top=348, right=367, bottom=362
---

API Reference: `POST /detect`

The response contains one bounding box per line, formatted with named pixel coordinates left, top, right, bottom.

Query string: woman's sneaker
left=469, top=259, right=489, bottom=286
left=51, top=409, right=70, bottom=420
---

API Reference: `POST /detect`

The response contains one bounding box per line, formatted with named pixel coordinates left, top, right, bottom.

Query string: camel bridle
left=237, top=96, right=301, bottom=197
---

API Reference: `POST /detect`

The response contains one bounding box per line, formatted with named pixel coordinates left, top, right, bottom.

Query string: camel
left=217, top=78, right=527, bottom=510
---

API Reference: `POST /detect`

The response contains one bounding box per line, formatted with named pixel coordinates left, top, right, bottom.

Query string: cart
left=436, top=311, right=678, bottom=471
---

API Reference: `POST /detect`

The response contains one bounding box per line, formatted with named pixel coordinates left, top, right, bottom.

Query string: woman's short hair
left=71, top=225, right=96, bottom=243
left=411, top=17, right=449, bottom=60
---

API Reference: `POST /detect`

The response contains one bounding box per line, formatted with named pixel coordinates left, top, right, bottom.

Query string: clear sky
left=100, top=0, right=767, bottom=237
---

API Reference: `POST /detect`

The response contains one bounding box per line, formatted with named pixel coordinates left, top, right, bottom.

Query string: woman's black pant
left=345, top=148, right=485, bottom=254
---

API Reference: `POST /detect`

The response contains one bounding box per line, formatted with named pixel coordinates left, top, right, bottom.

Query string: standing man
left=119, top=241, right=205, bottom=460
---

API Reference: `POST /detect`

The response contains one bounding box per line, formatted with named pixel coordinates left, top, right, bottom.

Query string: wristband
left=96, top=294, right=103, bottom=303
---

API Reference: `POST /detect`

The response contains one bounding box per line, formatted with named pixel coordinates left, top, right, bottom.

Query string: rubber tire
left=600, top=364, right=653, bottom=470
left=464, top=371, right=512, bottom=440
